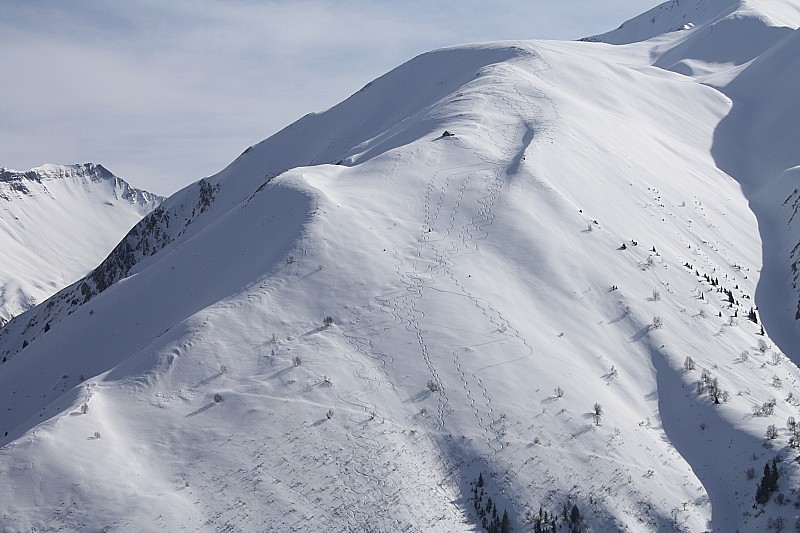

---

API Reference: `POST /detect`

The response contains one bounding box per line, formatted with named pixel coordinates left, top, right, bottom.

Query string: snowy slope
left=1, top=1, right=800, bottom=532
left=586, top=0, right=800, bottom=77
left=0, top=163, right=162, bottom=324
left=709, top=27, right=800, bottom=367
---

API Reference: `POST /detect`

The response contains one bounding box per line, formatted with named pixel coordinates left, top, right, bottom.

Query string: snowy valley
left=1, top=0, right=800, bottom=531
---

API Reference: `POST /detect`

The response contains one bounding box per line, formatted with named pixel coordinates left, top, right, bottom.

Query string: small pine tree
left=770, top=458, right=779, bottom=492
left=570, top=504, right=581, bottom=526
left=756, top=462, right=778, bottom=505
left=501, top=510, right=511, bottom=533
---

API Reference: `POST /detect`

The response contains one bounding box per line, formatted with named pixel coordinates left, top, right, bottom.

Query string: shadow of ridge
left=432, top=434, right=639, bottom=531
left=642, top=333, right=764, bottom=531
left=432, top=434, right=521, bottom=530
left=709, top=45, right=800, bottom=367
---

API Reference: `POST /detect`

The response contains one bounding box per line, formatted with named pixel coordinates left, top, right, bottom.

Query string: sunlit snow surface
left=1, top=0, right=800, bottom=531
left=0, top=163, right=161, bottom=323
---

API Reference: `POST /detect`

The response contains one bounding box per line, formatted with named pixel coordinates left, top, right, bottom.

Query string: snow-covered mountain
left=0, top=163, right=162, bottom=324
left=1, top=0, right=800, bottom=531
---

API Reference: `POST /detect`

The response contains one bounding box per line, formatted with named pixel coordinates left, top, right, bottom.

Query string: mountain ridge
left=1, top=1, right=800, bottom=531
left=0, top=163, right=162, bottom=322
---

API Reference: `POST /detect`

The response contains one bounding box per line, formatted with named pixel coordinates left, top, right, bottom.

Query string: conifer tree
left=769, top=458, right=779, bottom=492
left=501, top=510, right=511, bottom=533
left=756, top=462, right=773, bottom=505
left=570, top=504, right=581, bottom=525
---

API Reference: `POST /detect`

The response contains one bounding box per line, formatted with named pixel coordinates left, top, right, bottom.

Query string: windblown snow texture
left=1, top=1, right=800, bottom=531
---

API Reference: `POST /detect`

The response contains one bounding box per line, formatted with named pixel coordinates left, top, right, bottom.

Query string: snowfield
left=0, top=163, right=161, bottom=324
left=1, top=0, right=800, bottom=531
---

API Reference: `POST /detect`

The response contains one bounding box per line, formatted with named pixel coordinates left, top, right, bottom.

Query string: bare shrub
left=593, top=403, right=603, bottom=426
left=758, top=338, right=770, bottom=354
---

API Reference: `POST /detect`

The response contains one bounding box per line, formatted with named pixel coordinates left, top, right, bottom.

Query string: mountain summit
left=1, top=1, right=800, bottom=531
left=0, top=163, right=162, bottom=322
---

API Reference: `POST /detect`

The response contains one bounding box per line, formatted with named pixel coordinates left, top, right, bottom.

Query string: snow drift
left=1, top=1, right=800, bottom=531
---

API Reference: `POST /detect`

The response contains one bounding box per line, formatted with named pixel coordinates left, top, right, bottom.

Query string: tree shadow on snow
left=301, top=326, right=327, bottom=337
left=185, top=402, right=215, bottom=418
left=628, top=325, right=652, bottom=343
left=404, top=390, right=430, bottom=404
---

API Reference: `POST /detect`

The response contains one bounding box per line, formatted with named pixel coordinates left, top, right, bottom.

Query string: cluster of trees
left=785, top=416, right=800, bottom=449
left=684, top=263, right=758, bottom=322
left=471, top=473, right=511, bottom=533
left=755, top=458, right=780, bottom=505
left=529, top=502, right=583, bottom=533
left=697, top=369, right=729, bottom=404
left=752, top=398, right=777, bottom=417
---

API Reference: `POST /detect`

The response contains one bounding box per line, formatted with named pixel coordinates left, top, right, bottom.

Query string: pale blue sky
left=0, top=1, right=660, bottom=195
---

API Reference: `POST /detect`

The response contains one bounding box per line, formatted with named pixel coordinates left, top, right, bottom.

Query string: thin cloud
left=0, top=0, right=660, bottom=195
